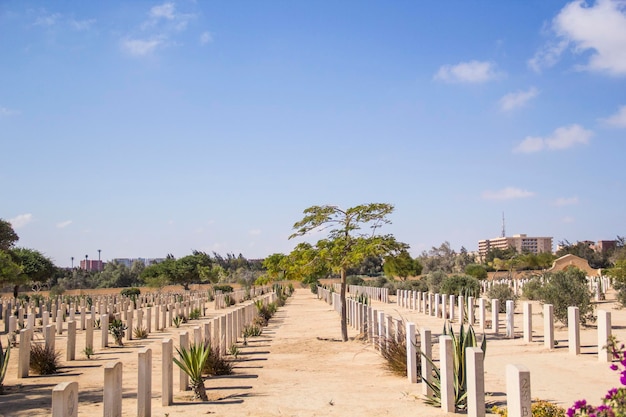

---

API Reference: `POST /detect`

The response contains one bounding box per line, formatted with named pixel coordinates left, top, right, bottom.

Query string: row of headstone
left=347, top=285, right=389, bottom=303
left=49, top=290, right=279, bottom=415
left=213, top=286, right=272, bottom=309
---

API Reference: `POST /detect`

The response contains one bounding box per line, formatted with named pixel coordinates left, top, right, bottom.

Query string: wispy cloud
left=514, top=124, right=593, bottom=153
left=69, top=18, right=96, bottom=31
left=602, top=105, right=626, bottom=127
left=10, top=213, right=33, bottom=229
left=0, top=107, right=19, bottom=117
left=33, top=11, right=62, bottom=27
left=200, top=31, right=213, bottom=45
left=123, top=2, right=200, bottom=57
left=481, top=187, right=535, bottom=200
left=121, top=37, right=166, bottom=56
left=552, top=197, right=579, bottom=206
left=499, top=87, right=539, bottom=111
left=56, top=220, right=73, bottom=229
left=434, top=60, right=503, bottom=83
left=561, top=216, right=575, bottom=224
left=249, top=229, right=261, bottom=236
left=529, top=0, right=626, bottom=75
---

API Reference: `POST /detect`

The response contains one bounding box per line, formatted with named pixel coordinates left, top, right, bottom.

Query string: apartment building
left=478, top=234, right=553, bottom=258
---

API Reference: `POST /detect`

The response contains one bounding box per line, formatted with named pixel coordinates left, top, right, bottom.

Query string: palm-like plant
left=422, top=321, right=486, bottom=411
left=0, top=337, right=10, bottom=394
left=173, top=342, right=211, bottom=401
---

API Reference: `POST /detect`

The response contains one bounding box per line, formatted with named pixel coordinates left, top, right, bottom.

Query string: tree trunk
left=13, top=285, right=18, bottom=299
left=340, top=268, right=348, bottom=342
left=193, top=380, right=208, bottom=401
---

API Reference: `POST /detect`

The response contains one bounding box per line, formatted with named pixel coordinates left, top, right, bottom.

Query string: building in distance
left=478, top=234, right=553, bottom=258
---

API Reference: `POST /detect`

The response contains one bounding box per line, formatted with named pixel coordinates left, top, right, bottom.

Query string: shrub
left=492, top=399, right=566, bottom=417
left=521, top=277, right=543, bottom=300
left=0, top=338, right=10, bottom=394
left=423, top=322, right=486, bottom=411
left=440, top=275, right=480, bottom=297
left=203, top=346, right=233, bottom=376
left=213, top=284, right=234, bottom=293
left=379, top=321, right=421, bottom=378
left=346, top=275, right=365, bottom=286
left=536, top=268, right=595, bottom=325
left=487, top=283, right=516, bottom=313
left=426, top=271, right=447, bottom=293
left=120, top=287, right=141, bottom=297
left=83, top=346, right=95, bottom=359
left=189, top=308, right=201, bottom=320
left=174, top=343, right=210, bottom=401
left=109, top=319, right=128, bottom=346
left=243, top=324, right=262, bottom=339
left=30, top=343, right=61, bottom=375
left=133, top=327, right=148, bottom=339
left=465, top=264, right=488, bottom=280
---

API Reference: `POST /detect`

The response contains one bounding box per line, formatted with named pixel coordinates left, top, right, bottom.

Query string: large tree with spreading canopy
left=289, top=203, right=407, bottom=341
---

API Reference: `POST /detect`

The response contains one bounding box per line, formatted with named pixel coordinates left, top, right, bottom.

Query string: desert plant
left=422, top=322, right=487, bottom=411
left=379, top=321, right=421, bottom=377
left=487, top=283, right=516, bottom=313
left=173, top=343, right=211, bottom=401
left=120, top=287, right=141, bottom=297
left=0, top=338, right=10, bottom=394
left=440, top=275, right=480, bottom=297
left=521, top=277, right=544, bottom=300
left=133, top=326, right=149, bottom=339
left=83, top=346, right=95, bottom=359
left=243, top=323, right=262, bottom=338
left=203, top=345, right=233, bottom=376
left=228, top=344, right=240, bottom=359
left=30, top=343, right=61, bottom=375
left=109, top=319, right=128, bottom=346
left=492, top=399, right=566, bottom=417
left=189, top=308, right=201, bottom=320
left=173, top=316, right=183, bottom=328
left=536, top=268, right=595, bottom=325
left=94, top=318, right=101, bottom=329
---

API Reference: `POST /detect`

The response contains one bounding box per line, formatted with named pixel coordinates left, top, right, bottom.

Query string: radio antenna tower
left=501, top=212, right=506, bottom=238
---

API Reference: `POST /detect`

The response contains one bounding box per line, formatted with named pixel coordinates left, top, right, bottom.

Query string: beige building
left=478, top=234, right=553, bottom=258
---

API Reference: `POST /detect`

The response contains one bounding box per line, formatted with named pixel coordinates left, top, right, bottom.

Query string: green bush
left=213, top=284, right=234, bottom=293
left=464, top=264, right=488, bottom=280
left=487, top=283, right=516, bottom=313
left=109, top=319, right=128, bottom=346
left=536, top=268, right=595, bottom=325
left=120, top=287, right=141, bottom=297
left=426, top=271, right=447, bottom=293
left=346, top=275, right=365, bottom=286
left=30, top=343, right=61, bottom=375
left=440, top=275, right=480, bottom=297
left=521, top=277, right=543, bottom=300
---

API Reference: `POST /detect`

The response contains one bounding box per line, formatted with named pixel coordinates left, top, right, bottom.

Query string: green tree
left=10, top=248, right=55, bottom=297
left=607, top=259, right=626, bottom=306
left=0, top=219, right=18, bottom=251
left=419, top=241, right=457, bottom=274
left=262, top=253, right=288, bottom=281
left=537, top=267, right=595, bottom=324
left=0, top=251, right=22, bottom=289
left=440, top=274, right=481, bottom=296
left=464, top=264, right=487, bottom=280
left=289, top=204, right=407, bottom=341
left=383, top=250, right=422, bottom=280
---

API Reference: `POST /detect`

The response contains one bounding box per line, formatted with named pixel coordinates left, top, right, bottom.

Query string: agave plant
left=0, top=338, right=10, bottom=394
left=173, top=342, right=211, bottom=401
left=422, top=321, right=486, bottom=411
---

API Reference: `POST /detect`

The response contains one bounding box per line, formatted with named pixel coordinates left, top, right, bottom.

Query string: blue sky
left=1, top=1, right=625, bottom=267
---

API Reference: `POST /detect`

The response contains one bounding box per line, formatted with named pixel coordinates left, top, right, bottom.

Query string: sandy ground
left=1, top=287, right=624, bottom=416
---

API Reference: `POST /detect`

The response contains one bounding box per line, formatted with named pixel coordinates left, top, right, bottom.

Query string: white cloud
left=562, top=216, right=576, bottom=223
left=150, top=3, right=176, bottom=20
left=200, top=31, right=213, bottom=45
left=0, top=107, right=19, bottom=116
left=514, top=124, right=593, bottom=153
left=552, top=197, right=579, bottom=206
left=434, top=60, right=503, bottom=83
left=121, top=37, right=165, bottom=56
left=499, top=87, right=539, bottom=111
left=602, top=105, right=626, bottom=127
left=10, top=213, right=33, bottom=229
left=529, top=0, right=626, bottom=75
left=249, top=229, right=261, bottom=236
left=33, top=12, right=61, bottom=27
left=70, top=18, right=95, bottom=31
left=481, top=187, right=535, bottom=200
left=56, top=220, right=73, bottom=229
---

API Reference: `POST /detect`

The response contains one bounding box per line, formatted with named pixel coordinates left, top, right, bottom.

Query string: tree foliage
left=10, top=248, right=55, bottom=296
left=289, top=203, right=407, bottom=341
left=0, top=219, right=18, bottom=251
left=383, top=250, right=422, bottom=280
left=440, top=274, right=481, bottom=297
left=464, top=264, right=487, bottom=280
left=536, top=267, right=595, bottom=325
